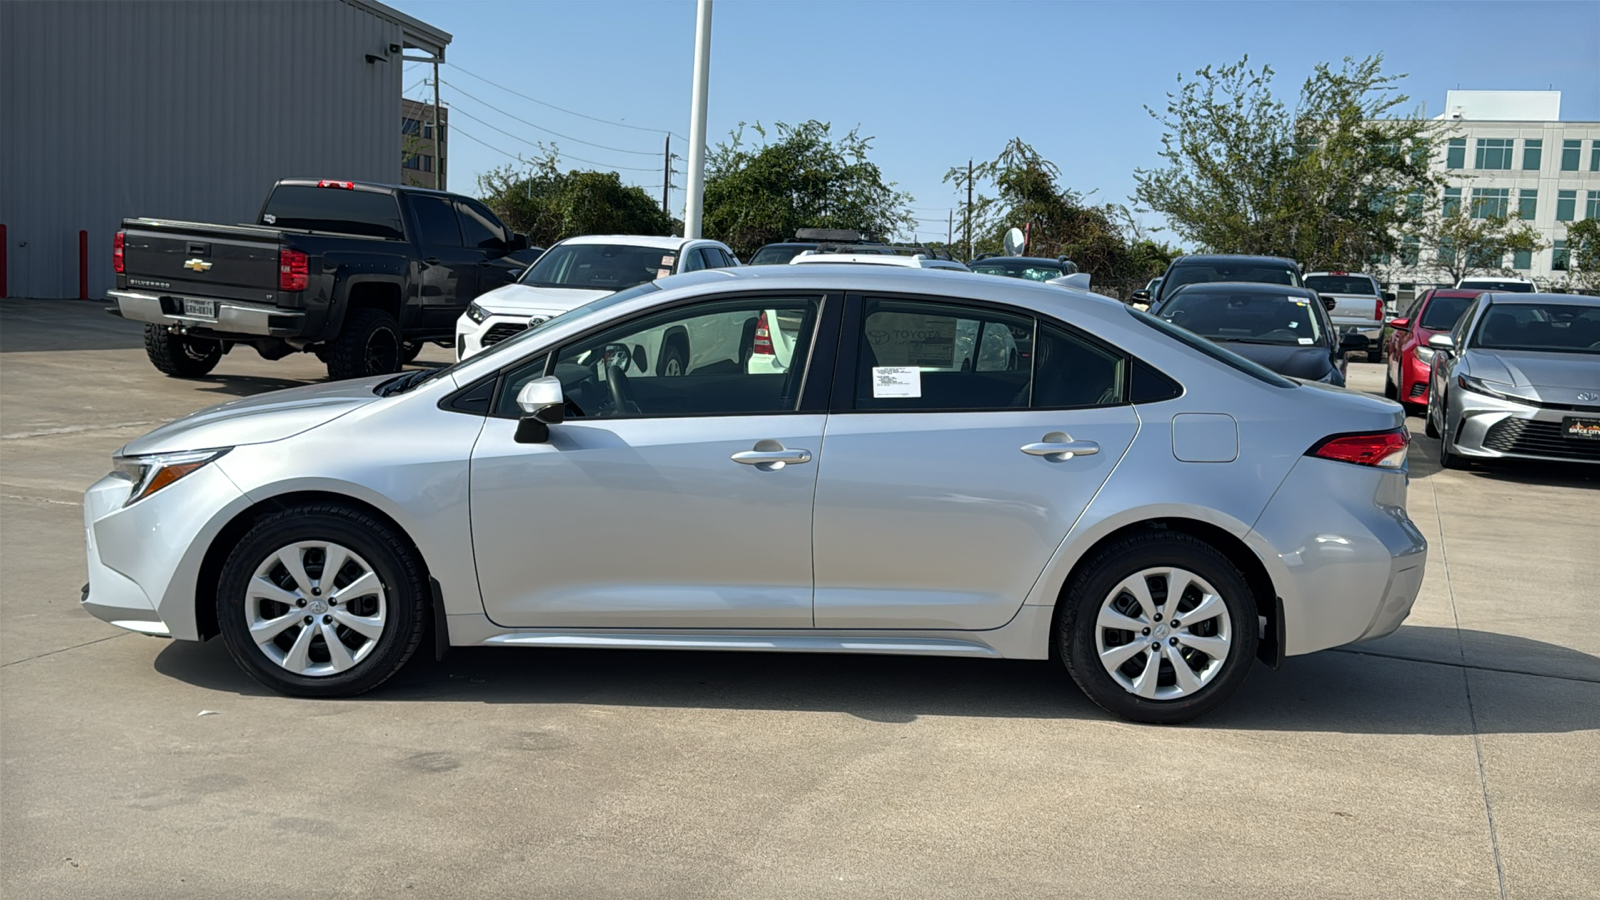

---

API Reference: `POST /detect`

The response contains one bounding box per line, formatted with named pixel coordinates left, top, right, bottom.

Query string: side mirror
left=1339, top=333, right=1370, bottom=353
left=1426, top=334, right=1456, bottom=352
left=1319, top=294, right=1339, bottom=312
left=1129, top=289, right=1150, bottom=303
left=514, top=376, right=565, bottom=444
left=509, top=233, right=530, bottom=253
left=1383, top=291, right=1397, bottom=304
left=1387, top=317, right=1411, bottom=331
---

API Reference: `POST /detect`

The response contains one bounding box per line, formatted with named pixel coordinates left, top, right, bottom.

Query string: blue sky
left=391, top=0, right=1600, bottom=241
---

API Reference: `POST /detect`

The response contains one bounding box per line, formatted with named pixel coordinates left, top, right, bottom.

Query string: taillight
left=113, top=231, right=125, bottom=273
left=1308, top=428, right=1409, bottom=469
left=279, top=248, right=309, bottom=292
left=1374, top=298, right=1384, bottom=321
left=752, top=311, right=774, bottom=355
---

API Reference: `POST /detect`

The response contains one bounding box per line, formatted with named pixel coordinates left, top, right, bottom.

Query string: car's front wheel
left=1060, top=533, right=1258, bottom=724
left=216, top=505, right=427, bottom=697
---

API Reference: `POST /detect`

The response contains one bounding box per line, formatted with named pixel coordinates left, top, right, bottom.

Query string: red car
left=1384, top=289, right=1481, bottom=411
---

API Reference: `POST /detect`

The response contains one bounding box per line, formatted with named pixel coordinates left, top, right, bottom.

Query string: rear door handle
left=1021, top=432, right=1099, bottom=460
left=731, top=439, right=812, bottom=470
left=425, top=257, right=440, bottom=265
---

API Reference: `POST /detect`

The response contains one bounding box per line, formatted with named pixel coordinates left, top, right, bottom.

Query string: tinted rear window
left=1304, top=275, right=1378, bottom=295
left=261, top=186, right=404, bottom=239
left=1418, top=296, right=1475, bottom=331
left=1164, top=263, right=1300, bottom=297
left=749, top=245, right=813, bottom=265
left=1459, top=280, right=1535, bottom=293
left=1128, top=306, right=1297, bottom=388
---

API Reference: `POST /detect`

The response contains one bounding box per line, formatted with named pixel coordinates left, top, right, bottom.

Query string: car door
left=408, top=195, right=479, bottom=332
left=469, top=291, right=837, bottom=628
left=811, top=294, right=1139, bottom=630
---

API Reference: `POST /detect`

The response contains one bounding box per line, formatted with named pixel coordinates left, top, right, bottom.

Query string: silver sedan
left=83, top=265, right=1427, bottom=723
left=1426, top=293, right=1600, bottom=468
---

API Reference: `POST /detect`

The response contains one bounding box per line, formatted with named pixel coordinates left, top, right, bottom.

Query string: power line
left=448, top=62, right=687, bottom=142
left=447, top=106, right=662, bottom=173
left=404, top=78, right=428, bottom=94
left=451, top=124, right=524, bottom=161
left=441, top=79, right=659, bottom=157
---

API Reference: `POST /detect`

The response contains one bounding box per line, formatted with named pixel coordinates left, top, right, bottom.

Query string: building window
left=1522, top=138, right=1542, bottom=170
left=1556, top=190, right=1576, bottom=222
left=1401, top=236, right=1420, bottom=267
left=402, top=154, right=433, bottom=172
left=1588, top=191, right=1600, bottom=220
left=1470, top=188, right=1509, bottom=219
left=1446, top=138, right=1466, bottom=169
left=1561, top=139, right=1581, bottom=171
left=1466, top=245, right=1501, bottom=269
left=1592, top=140, right=1600, bottom=172
left=1474, top=138, right=1513, bottom=170
left=1442, top=187, right=1462, bottom=217
left=1512, top=249, right=1532, bottom=270
left=1517, top=189, right=1538, bottom=221
left=1552, top=240, right=1569, bottom=271
left=402, top=117, right=421, bottom=136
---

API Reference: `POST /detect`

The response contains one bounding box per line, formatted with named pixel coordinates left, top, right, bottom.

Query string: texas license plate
left=182, top=299, right=217, bottom=319
left=1564, top=417, right=1600, bottom=440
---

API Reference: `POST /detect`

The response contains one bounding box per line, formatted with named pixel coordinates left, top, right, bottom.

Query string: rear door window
left=261, top=185, right=405, bottom=239
left=853, top=298, right=1034, bottom=411
left=411, top=196, right=463, bottom=248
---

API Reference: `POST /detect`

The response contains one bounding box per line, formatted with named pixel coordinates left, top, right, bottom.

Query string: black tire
left=216, top=504, right=427, bottom=698
left=1059, top=532, right=1258, bottom=724
left=1368, top=344, right=1384, bottom=364
left=326, top=308, right=402, bottom=380
left=1439, top=425, right=1469, bottom=470
left=1425, top=395, right=1441, bottom=439
left=1384, top=371, right=1397, bottom=400
left=400, top=341, right=424, bottom=364
left=658, top=340, right=688, bottom=377
left=144, top=325, right=222, bottom=378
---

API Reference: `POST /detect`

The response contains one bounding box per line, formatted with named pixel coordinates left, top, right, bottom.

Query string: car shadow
left=151, top=624, right=1598, bottom=735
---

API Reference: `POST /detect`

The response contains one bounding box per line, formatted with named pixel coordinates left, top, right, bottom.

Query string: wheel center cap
left=308, top=599, right=328, bottom=615
left=1153, top=624, right=1170, bottom=639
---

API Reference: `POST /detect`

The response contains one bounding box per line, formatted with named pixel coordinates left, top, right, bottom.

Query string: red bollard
left=79, top=230, right=90, bottom=299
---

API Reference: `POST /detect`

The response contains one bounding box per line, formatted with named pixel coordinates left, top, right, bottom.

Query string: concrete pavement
left=2, top=298, right=1595, bottom=898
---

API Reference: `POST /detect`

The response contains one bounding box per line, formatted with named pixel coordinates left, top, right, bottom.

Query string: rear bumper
left=110, top=290, right=305, bottom=337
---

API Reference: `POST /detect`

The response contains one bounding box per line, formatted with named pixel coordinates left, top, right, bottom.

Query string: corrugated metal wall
left=0, top=0, right=414, bottom=299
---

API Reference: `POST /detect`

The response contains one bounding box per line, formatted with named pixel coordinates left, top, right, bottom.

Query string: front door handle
left=731, top=439, right=812, bottom=470
left=1021, top=431, right=1099, bottom=460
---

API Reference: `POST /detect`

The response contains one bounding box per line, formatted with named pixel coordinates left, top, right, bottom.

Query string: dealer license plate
left=1564, top=417, right=1600, bottom=441
left=182, top=299, right=217, bottom=319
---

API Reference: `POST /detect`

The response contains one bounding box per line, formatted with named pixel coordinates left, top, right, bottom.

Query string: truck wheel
left=400, top=341, right=424, bottom=364
left=144, top=325, right=222, bottom=378
left=327, top=308, right=402, bottom=380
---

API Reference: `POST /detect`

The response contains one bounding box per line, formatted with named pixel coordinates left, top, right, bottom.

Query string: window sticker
left=661, top=255, right=676, bottom=266
left=1298, top=337, right=1314, bottom=345
left=872, top=366, right=921, bottom=398
left=263, top=214, right=276, bottom=224
left=656, top=268, right=671, bottom=279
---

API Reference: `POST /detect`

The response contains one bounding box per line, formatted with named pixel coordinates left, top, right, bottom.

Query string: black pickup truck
left=111, top=179, right=531, bottom=380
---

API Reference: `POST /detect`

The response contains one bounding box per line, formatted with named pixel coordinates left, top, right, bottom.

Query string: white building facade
left=1385, top=91, right=1600, bottom=292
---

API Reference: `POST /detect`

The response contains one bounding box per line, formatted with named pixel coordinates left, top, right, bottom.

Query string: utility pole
left=683, top=0, right=713, bottom=238
left=964, top=158, right=973, bottom=261
left=431, top=65, right=442, bottom=191
left=662, top=135, right=671, bottom=214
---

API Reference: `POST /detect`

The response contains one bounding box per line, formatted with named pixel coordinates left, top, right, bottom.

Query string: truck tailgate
left=121, top=219, right=283, bottom=304
left=1324, top=293, right=1381, bottom=324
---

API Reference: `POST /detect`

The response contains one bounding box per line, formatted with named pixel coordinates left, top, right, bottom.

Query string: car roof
left=1483, top=292, right=1600, bottom=306
left=556, top=234, right=709, bottom=251
left=972, top=257, right=1071, bottom=265
left=657, top=263, right=1104, bottom=306
left=790, top=253, right=970, bottom=270
left=1424, top=289, right=1483, bottom=299
left=1173, top=254, right=1299, bottom=268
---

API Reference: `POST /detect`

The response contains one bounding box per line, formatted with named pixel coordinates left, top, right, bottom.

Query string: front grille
left=1409, top=382, right=1427, bottom=398
left=1482, top=418, right=1600, bottom=461
left=481, top=322, right=527, bottom=346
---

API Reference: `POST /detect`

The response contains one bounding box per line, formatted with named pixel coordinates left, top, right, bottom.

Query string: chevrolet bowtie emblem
left=184, top=258, right=213, bottom=272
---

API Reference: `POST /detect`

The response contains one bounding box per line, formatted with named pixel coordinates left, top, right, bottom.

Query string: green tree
left=1133, top=54, right=1445, bottom=269
left=1561, top=218, right=1600, bottom=293
left=1405, top=207, right=1546, bottom=285
left=701, top=121, right=914, bottom=259
left=477, top=148, right=674, bottom=250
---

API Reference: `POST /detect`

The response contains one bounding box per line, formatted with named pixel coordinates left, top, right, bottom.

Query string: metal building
left=0, top=0, right=451, bottom=300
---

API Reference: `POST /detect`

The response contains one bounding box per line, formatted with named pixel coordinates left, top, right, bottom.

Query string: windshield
left=1304, top=275, right=1378, bottom=295
left=972, top=262, right=1067, bottom=281
left=1459, top=280, right=1535, bottom=293
left=1418, top=296, right=1475, bottom=331
left=519, top=243, right=677, bottom=290
left=1128, top=306, right=1297, bottom=387
left=1157, top=289, right=1324, bottom=345
left=748, top=245, right=813, bottom=266
left=1163, top=263, right=1300, bottom=298
left=1470, top=303, right=1600, bottom=354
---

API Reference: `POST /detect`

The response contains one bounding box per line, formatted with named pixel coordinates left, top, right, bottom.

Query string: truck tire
left=326, top=308, right=402, bottom=380
left=144, top=325, right=222, bottom=378
left=400, top=341, right=424, bottom=364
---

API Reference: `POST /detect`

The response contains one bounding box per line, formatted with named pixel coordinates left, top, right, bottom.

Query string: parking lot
left=2, top=296, right=1596, bottom=898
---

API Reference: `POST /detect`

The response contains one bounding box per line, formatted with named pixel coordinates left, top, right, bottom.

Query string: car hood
left=1214, top=341, right=1335, bottom=380
left=1464, top=349, right=1600, bottom=404
left=473, top=283, right=613, bottom=314
left=120, top=378, right=386, bottom=456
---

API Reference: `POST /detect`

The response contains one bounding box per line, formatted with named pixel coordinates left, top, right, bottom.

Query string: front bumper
left=110, top=290, right=304, bottom=337
left=1398, top=354, right=1431, bottom=406
left=455, top=310, right=561, bottom=361
left=1449, top=391, right=1600, bottom=464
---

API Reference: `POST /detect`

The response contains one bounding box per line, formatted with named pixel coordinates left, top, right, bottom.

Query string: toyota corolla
left=83, top=266, right=1427, bottom=723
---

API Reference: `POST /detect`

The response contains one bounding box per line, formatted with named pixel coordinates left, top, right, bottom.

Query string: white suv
left=456, top=235, right=738, bottom=360
left=789, top=251, right=971, bottom=272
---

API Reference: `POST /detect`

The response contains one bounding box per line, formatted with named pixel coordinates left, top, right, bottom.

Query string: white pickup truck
left=1304, top=271, right=1391, bottom=363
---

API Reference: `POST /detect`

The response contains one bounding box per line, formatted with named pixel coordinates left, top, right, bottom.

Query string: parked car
left=1426, top=293, right=1600, bottom=468
left=1455, top=276, right=1535, bottom=293
left=788, top=252, right=971, bottom=272
left=1150, top=255, right=1303, bottom=312
left=1152, top=282, right=1366, bottom=385
left=455, top=235, right=738, bottom=360
left=1303, top=271, right=1391, bottom=363
left=111, top=179, right=531, bottom=380
left=1383, top=289, right=1480, bottom=411
left=82, top=265, right=1426, bottom=724
left=968, top=256, right=1079, bottom=281
left=748, top=228, right=897, bottom=265
left=1129, top=277, right=1162, bottom=307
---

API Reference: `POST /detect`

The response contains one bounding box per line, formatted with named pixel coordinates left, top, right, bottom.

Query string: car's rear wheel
left=144, top=325, right=222, bottom=378
left=216, top=505, right=426, bottom=697
left=1059, top=533, right=1257, bottom=724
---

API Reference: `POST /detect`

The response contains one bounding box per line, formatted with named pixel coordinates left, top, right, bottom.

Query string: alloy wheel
left=245, top=541, right=388, bottom=677
left=1094, top=567, right=1232, bottom=700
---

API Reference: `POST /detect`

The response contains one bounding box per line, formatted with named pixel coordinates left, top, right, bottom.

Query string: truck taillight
left=113, top=231, right=125, bottom=273
left=752, top=312, right=774, bottom=355
left=1308, top=428, right=1409, bottom=469
left=1375, top=298, right=1384, bottom=321
left=279, top=249, right=308, bottom=292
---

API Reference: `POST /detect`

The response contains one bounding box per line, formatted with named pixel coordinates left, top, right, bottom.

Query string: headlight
left=1415, top=345, right=1435, bottom=365
left=466, top=302, right=489, bottom=324
left=1457, top=374, right=1527, bottom=404
left=111, top=448, right=229, bottom=506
